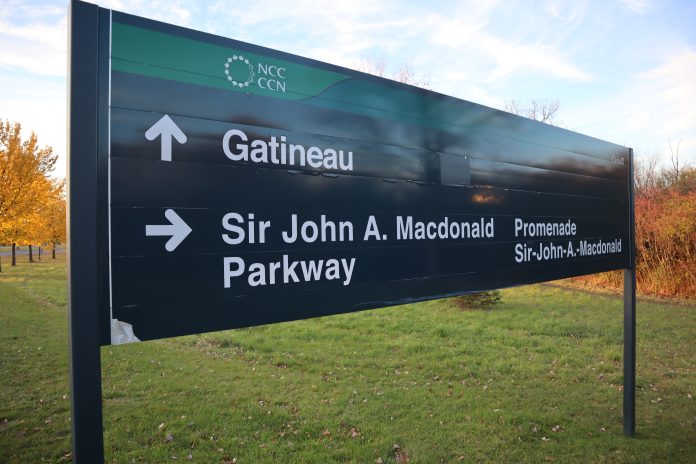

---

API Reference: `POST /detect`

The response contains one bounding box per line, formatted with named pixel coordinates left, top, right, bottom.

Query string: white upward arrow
left=145, top=114, right=187, bottom=162
left=145, top=209, right=192, bottom=252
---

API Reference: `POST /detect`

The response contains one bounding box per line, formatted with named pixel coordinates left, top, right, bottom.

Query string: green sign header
left=112, top=22, right=350, bottom=101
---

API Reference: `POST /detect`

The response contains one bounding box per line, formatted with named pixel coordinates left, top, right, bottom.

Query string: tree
left=634, top=152, right=661, bottom=196
left=356, top=57, right=430, bottom=88
left=42, top=180, right=67, bottom=259
left=504, top=99, right=560, bottom=125
left=0, top=120, right=59, bottom=267
left=667, top=135, right=683, bottom=185
left=673, top=167, right=696, bottom=194
left=634, top=146, right=693, bottom=198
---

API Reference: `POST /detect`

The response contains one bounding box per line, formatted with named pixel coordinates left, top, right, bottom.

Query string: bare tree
left=634, top=152, right=661, bottom=196
left=356, top=57, right=386, bottom=78
left=356, top=58, right=430, bottom=89
left=667, top=135, right=683, bottom=184
left=504, top=99, right=560, bottom=125
left=392, top=62, right=430, bottom=88
left=633, top=145, right=695, bottom=196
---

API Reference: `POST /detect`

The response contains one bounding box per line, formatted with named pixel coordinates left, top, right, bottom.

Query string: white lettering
left=364, top=216, right=381, bottom=240
left=223, top=255, right=356, bottom=287
left=221, top=129, right=353, bottom=172
left=223, top=257, right=244, bottom=288
left=222, top=212, right=245, bottom=245
left=515, top=218, right=577, bottom=238
left=395, top=216, right=495, bottom=240
left=222, top=129, right=248, bottom=161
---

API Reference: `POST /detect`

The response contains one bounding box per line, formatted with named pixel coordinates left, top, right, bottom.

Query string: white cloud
left=617, top=0, right=651, bottom=14
left=84, top=0, right=196, bottom=27
left=427, top=5, right=593, bottom=83
left=483, top=36, right=594, bottom=82
left=566, top=48, right=696, bottom=163
left=638, top=49, right=696, bottom=134
left=0, top=72, right=66, bottom=177
left=0, top=16, right=66, bottom=77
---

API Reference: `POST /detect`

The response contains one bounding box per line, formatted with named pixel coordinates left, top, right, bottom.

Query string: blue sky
left=1, top=0, right=695, bottom=178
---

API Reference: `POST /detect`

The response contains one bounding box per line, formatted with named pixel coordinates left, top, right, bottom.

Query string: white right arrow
left=145, top=114, right=187, bottom=162
left=145, top=209, right=192, bottom=252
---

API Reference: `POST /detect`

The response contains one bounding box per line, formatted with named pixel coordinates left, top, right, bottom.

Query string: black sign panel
left=91, top=9, right=631, bottom=344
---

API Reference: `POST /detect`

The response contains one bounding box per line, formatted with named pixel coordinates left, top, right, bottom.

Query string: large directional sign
left=77, top=5, right=631, bottom=345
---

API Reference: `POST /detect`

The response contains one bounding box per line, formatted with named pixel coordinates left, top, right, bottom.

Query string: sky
left=1, top=0, right=695, bottom=178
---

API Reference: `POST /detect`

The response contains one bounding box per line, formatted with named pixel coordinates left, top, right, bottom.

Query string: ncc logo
left=224, top=53, right=287, bottom=92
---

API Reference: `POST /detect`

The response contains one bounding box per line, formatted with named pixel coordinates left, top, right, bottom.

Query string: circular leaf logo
left=224, top=55, right=254, bottom=87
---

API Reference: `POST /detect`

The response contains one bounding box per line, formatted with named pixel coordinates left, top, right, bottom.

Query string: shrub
left=634, top=189, right=696, bottom=298
left=452, top=290, right=502, bottom=309
left=574, top=189, right=696, bottom=299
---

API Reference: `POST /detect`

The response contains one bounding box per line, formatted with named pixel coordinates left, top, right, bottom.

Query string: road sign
left=68, top=2, right=636, bottom=461
left=73, top=3, right=633, bottom=345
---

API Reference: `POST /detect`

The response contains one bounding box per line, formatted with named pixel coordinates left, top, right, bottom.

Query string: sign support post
left=623, top=148, right=636, bottom=437
left=67, top=1, right=105, bottom=462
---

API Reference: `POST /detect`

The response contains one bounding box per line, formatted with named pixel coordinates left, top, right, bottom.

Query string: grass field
left=1, top=257, right=695, bottom=463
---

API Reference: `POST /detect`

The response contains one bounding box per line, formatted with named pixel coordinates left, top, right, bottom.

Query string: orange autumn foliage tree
left=42, top=180, right=67, bottom=258
left=0, top=120, right=61, bottom=268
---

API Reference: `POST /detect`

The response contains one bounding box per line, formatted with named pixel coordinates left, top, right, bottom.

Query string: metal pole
left=68, top=1, right=105, bottom=462
left=623, top=148, right=636, bottom=437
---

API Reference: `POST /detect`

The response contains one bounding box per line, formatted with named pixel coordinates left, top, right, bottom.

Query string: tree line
left=0, top=120, right=66, bottom=271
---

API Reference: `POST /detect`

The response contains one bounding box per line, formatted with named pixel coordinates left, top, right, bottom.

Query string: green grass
left=1, top=258, right=695, bottom=463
